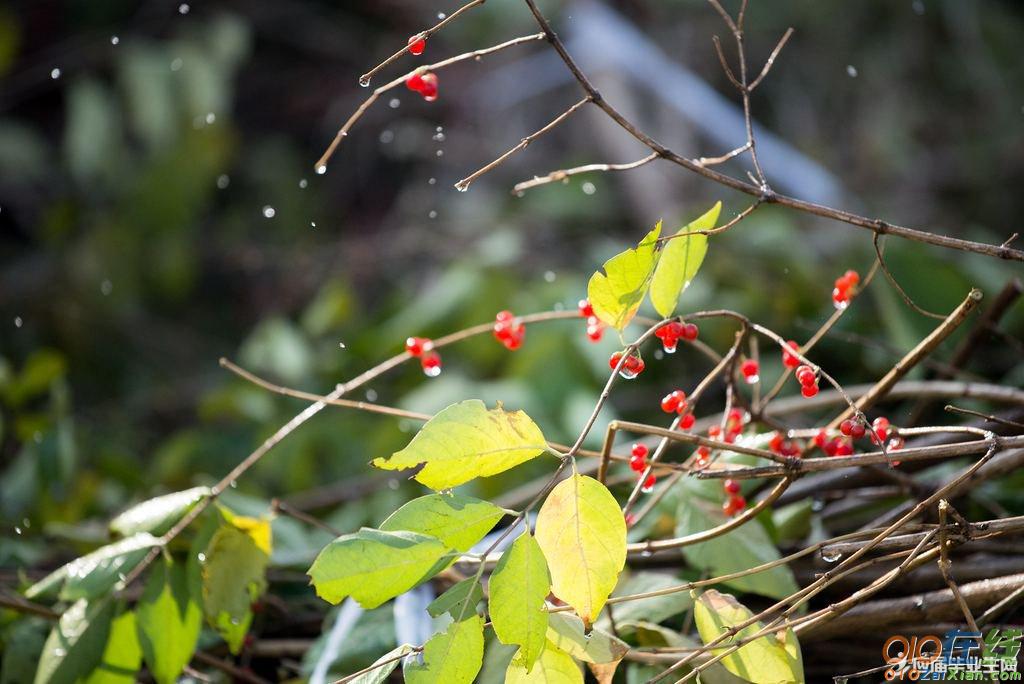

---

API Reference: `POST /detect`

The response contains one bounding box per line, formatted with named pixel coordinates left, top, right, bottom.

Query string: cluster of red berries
left=406, top=337, right=442, bottom=376
left=609, top=351, right=645, bottom=379
left=578, top=299, right=604, bottom=342
left=654, top=320, right=699, bottom=354
left=781, top=340, right=802, bottom=368
left=405, top=72, right=438, bottom=101
left=628, top=444, right=657, bottom=493
left=832, top=269, right=860, bottom=310
left=795, top=364, right=820, bottom=397
left=660, top=390, right=696, bottom=430
left=740, top=359, right=760, bottom=384
left=812, top=429, right=853, bottom=456
left=493, top=311, right=525, bottom=350
left=722, top=478, right=746, bottom=516
left=693, top=409, right=747, bottom=467
left=407, top=34, right=426, bottom=55
left=768, top=431, right=802, bottom=457
left=812, top=416, right=903, bottom=458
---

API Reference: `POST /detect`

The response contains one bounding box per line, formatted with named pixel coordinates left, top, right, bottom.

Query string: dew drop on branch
left=359, top=76, right=371, bottom=88
left=316, top=165, right=327, bottom=175
left=821, top=549, right=842, bottom=563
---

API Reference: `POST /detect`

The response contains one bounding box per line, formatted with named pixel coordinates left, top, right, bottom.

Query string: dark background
left=1, top=0, right=1023, bottom=679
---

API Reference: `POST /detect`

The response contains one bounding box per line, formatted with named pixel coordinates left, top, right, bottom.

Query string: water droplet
left=435, top=149, right=443, bottom=157
left=178, top=3, right=190, bottom=14
left=640, top=549, right=653, bottom=558
left=544, top=270, right=556, bottom=282
left=640, top=481, right=654, bottom=493
left=14, top=527, right=22, bottom=535
left=359, top=76, right=371, bottom=88
left=229, top=480, right=237, bottom=488
left=618, top=368, right=638, bottom=380
left=389, top=98, right=401, bottom=108
left=365, top=389, right=378, bottom=401
left=299, top=178, right=308, bottom=189
left=438, top=11, right=446, bottom=18
left=745, top=373, right=760, bottom=384
left=170, top=57, right=183, bottom=71
left=338, top=341, right=346, bottom=349
left=54, top=648, right=66, bottom=658
left=379, top=129, right=394, bottom=144
left=216, top=174, right=230, bottom=189
left=846, top=65, right=858, bottom=78
left=663, top=342, right=677, bottom=354
left=388, top=478, right=400, bottom=490
left=316, top=165, right=327, bottom=175
left=455, top=182, right=469, bottom=192
left=22, top=518, right=30, bottom=528
left=262, top=206, right=276, bottom=218
left=912, top=0, right=925, bottom=15
left=197, top=552, right=207, bottom=562
left=811, top=498, right=825, bottom=512
left=100, top=279, right=113, bottom=296
left=50, top=68, right=61, bottom=80
left=423, top=365, right=442, bottom=377
left=428, top=177, right=436, bottom=185
left=111, top=36, right=120, bottom=45
left=514, top=190, right=524, bottom=198
left=205, top=112, right=216, bottom=124
left=428, top=210, right=437, bottom=219
left=14, top=316, right=23, bottom=328
left=821, top=549, right=842, bottom=563
left=581, top=181, right=596, bottom=195
left=432, top=130, right=446, bottom=142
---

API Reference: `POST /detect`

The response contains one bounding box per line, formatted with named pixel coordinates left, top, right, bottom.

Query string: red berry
left=723, top=495, right=746, bottom=516
left=769, top=432, right=784, bottom=453
left=740, top=359, right=760, bottom=384
left=782, top=340, right=802, bottom=368
left=795, top=365, right=816, bottom=387
left=418, top=72, right=438, bottom=101
left=834, top=440, right=853, bottom=456
left=421, top=350, right=442, bottom=377
left=578, top=299, right=594, bottom=318
left=405, top=73, right=426, bottom=92
left=681, top=322, right=699, bottom=341
left=723, top=479, right=741, bottom=495
left=840, top=419, right=854, bottom=436
left=872, top=417, right=890, bottom=442
left=801, top=384, right=819, bottom=398
left=844, top=269, right=860, bottom=286
left=814, top=429, right=829, bottom=448
left=708, top=425, right=722, bottom=439
left=408, top=35, right=426, bottom=55
left=619, top=354, right=644, bottom=379
left=632, top=443, right=649, bottom=459
left=640, top=473, right=656, bottom=493
left=609, top=351, right=623, bottom=370
left=661, top=390, right=686, bottom=414
left=495, top=310, right=514, bottom=322
left=679, top=412, right=695, bottom=430
left=655, top=322, right=681, bottom=353
left=406, top=336, right=432, bottom=357
left=887, top=435, right=905, bottom=451
left=629, top=454, right=647, bottom=472
left=585, top=317, right=604, bottom=342
left=624, top=512, right=637, bottom=527
left=849, top=421, right=866, bottom=439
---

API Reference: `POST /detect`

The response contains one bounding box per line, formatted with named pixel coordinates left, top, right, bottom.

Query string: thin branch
left=873, top=233, right=946, bottom=319
left=945, top=404, right=1024, bottom=430
left=937, top=500, right=980, bottom=632
left=749, top=28, right=795, bottom=90
left=512, top=152, right=659, bottom=194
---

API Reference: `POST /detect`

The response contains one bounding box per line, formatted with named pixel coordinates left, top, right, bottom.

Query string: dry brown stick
left=317, top=33, right=545, bottom=170
left=948, top=277, right=1023, bottom=369
left=937, top=500, right=980, bottom=632
left=945, top=404, right=1024, bottom=430
left=826, top=289, right=983, bottom=431
left=977, top=583, right=1024, bottom=626
left=519, top=0, right=1024, bottom=262
left=357, top=0, right=487, bottom=87
left=454, top=96, right=592, bottom=191
left=512, top=152, right=658, bottom=193
left=821, top=514, right=1024, bottom=557
left=749, top=27, right=795, bottom=90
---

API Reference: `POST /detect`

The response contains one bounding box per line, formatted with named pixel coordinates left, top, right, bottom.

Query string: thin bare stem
left=512, top=152, right=659, bottom=193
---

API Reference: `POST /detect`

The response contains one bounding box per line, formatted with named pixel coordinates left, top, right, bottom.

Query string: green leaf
left=505, top=641, right=582, bottom=683
left=202, top=517, right=270, bottom=653
left=535, top=474, right=626, bottom=623
left=675, top=496, right=798, bottom=599
left=404, top=614, right=484, bottom=684
left=587, top=223, right=662, bottom=330
left=489, top=533, right=551, bottom=670
left=308, top=528, right=452, bottom=608
left=347, top=644, right=415, bottom=684
left=26, top=533, right=161, bottom=601
left=546, top=613, right=628, bottom=664
left=110, top=487, right=211, bottom=537
left=427, top=578, right=484, bottom=620
left=34, top=598, right=114, bottom=684
left=603, top=572, right=692, bottom=626
left=693, top=590, right=803, bottom=684
left=136, top=557, right=202, bottom=684
left=1, top=620, right=47, bottom=684
left=380, top=493, right=504, bottom=552
left=82, top=609, right=142, bottom=684
left=649, top=203, right=719, bottom=317
left=372, top=400, right=547, bottom=490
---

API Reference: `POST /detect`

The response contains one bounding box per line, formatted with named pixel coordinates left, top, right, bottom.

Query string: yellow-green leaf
left=649, top=203, right=719, bottom=317
left=136, top=557, right=202, bottom=684
left=380, top=493, right=504, bottom=552
left=489, top=533, right=551, bottom=670
left=535, top=475, right=626, bottom=624
left=546, top=613, right=629, bottom=664
left=308, top=528, right=452, bottom=608
left=587, top=222, right=662, bottom=330
left=83, top=609, right=141, bottom=684
left=404, top=614, right=484, bottom=684
left=505, top=641, right=582, bottom=683
left=427, top=577, right=484, bottom=620
left=371, top=400, right=547, bottom=490
left=348, top=644, right=415, bottom=684
left=109, top=487, right=211, bottom=537
left=202, top=517, right=271, bottom=653
left=693, top=589, right=803, bottom=684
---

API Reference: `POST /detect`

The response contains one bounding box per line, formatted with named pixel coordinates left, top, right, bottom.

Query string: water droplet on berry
left=618, top=368, right=638, bottom=380
left=640, top=481, right=654, bottom=493
left=423, top=365, right=441, bottom=377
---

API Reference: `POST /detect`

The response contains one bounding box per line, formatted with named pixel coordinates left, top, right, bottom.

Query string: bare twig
left=512, top=153, right=659, bottom=193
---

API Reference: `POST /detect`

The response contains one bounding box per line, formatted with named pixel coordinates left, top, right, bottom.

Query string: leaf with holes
left=587, top=222, right=662, bottom=330
left=489, top=533, right=551, bottom=670
left=372, top=400, right=547, bottom=490
left=535, top=474, right=626, bottom=624
left=649, top=202, right=719, bottom=317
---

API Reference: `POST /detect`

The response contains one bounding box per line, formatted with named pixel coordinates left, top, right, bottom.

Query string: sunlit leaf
left=649, top=202, right=719, bottom=317
left=202, top=516, right=271, bottom=653
left=489, top=533, right=550, bottom=670
left=535, top=474, right=626, bottom=623
left=347, top=644, right=415, bottom=684
left=136, top=557, right=202, bottom=684
left=546, top=613, right=629, bottom=664
left=404, top=614, right=484, bottom=684
left=505, top=641, right=582, bottom=683
left=380, top=493, right=504, bottom=552
left=308, top=528, right=451, bottom=608
left=109, top=487, right=211, bottom=537
left=427, top=577, right=484, bottom=620
left=372, top=400, right=547, bottom=490
left=587, top=223, right=662, bottom=330
left=82, top=609, right=141, bottom=684
left=693, top=590, right=803, bottom=684
left=34, top=598, right=113, bottom=684
left=26, top=533, right=161, bottom=601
